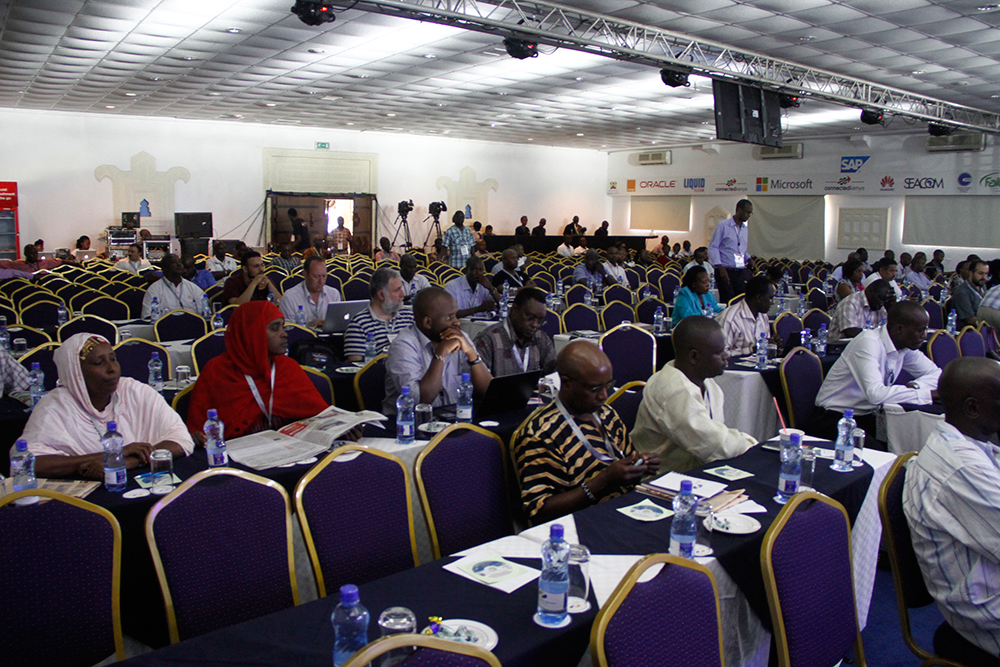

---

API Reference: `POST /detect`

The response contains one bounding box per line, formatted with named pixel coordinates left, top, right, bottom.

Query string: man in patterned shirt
left=829, top=279, right=893, bottom=341
left=0, top=346, right=29, bottom=396
left=441, top=210, right=475, bottom=269
left=511, top=341, right=660, bottom=524
left=716, top=275, right=776, bottom=356
left=474, top=287, right=555, bottom=377
left=327, top=217, right=353, bottom=255
left=343, top=267, right=414, bottom=362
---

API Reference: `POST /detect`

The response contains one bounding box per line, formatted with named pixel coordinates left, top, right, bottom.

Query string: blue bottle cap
left=31, top=362, right=39, bottom=370
left=151, top=352, right=159, bottom=359
left=401, top=386, right=410, bottom=395
left=207, top=409, right=218, bottom=419
left=340, top=584, right=359, bottom=604
left=550, top=523, right=564, bottom=540
left=15, top=439, right=26, bottom=451
left=789, top=433, right=801, bottom=446
left=843, top=408, right=854, bottom=419
left=680, top=479, right=693, bottom=494
left=107, top=421, right=117, bottom=431
left=462, top=372, right=470, bottom=382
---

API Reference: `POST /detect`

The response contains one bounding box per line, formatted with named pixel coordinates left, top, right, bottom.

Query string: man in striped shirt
left=716, top=275, right=775, bottom=356
left=828, top=279, right=893, bottom=341
left=904, top=357, right=1000, bottom=661
left=343, top=267, right=414, bottom=362
left=511, top=341, right=659, bottom=524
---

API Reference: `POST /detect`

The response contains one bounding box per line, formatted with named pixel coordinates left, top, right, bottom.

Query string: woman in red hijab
left=187, top=301, right=329, bottom=439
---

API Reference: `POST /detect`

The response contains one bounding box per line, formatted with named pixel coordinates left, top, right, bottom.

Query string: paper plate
left=336, top=366, right=361, bottom=374
left=151, top=485, right=174, bottom=495
left=709, top=513, right=761, bottom=535
left=294, top=457, right=318, bottom=465
left=418, top=421, right=451, bottom=434
left=123, top=489, right=151, bottom=499
left=425, top=619, right=499, bottom=651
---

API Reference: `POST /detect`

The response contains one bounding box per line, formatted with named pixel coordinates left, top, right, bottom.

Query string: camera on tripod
left=398, top=200, right=414, bottom=218
left=428, top=201, right=447, bottom=218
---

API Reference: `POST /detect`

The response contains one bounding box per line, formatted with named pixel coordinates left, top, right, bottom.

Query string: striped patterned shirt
left=716, top=299, right=769, bottom=356
left=829, top=290, right=885, bottom=341
left=343, top=305, right=415, bottom=359
left=512, top=402, right=634, bottom=521
left=442, top=225, right=475, bottom=268
left=903, top=421, right=1000, bottom=656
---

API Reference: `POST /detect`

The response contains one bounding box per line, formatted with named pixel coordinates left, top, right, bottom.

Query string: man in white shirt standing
left=278, top=255, right=341, bottom=328
left=716, top=275, right=775, bottom=356
left=815, top=300, right=940, bottom=439
left=904, top=357, right=1000, bottom=663
left=114, top=243, right=152, bottom=274
left=141, top=254, right=205, bottom=319
left=829, top=279, right=894, bottom=341
left=708, top=199, right=753, bottom=303
left=632, top=316, right=757, bottom=472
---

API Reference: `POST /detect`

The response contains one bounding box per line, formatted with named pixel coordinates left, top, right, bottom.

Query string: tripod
left=421, top=213, right=443, bottom=250
left=390, top=213, right=412, bottom=251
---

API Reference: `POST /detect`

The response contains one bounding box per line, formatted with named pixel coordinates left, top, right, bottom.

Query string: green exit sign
left=315, top=142, right=330, bottom=150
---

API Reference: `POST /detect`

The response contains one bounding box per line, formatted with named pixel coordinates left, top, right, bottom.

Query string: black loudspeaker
left=121, top=212, right=140, bottom=229
left=179, top=238, right=210, bottom=258
left=712, top=80, right=783, bottom=147
left=174, top=212, right=213, bottom=238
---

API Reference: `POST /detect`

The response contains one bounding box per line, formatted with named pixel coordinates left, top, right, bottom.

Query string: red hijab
left=187, top=301, right=328, bottom=438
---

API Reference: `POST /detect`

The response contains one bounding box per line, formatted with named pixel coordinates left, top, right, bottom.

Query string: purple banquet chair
left=773, top=313, right=803, bottom=349
left=779, top=346, right=824, bottom=431
left=57, top=314, right=119, bottom=345
left=801, top=308, right=831, bottom=336
left=600, top=324, right=656, bottom=385
left=603, top=284, right=632, bottom=306
left=922, top=299, right=944, bottom=330
left=606, top=381, right=646, bottom=432
left=635, top=296, right=669, bottom=325
left=113, top=338, right=172, bottom=382
left=927, top=331, right=959, bottom=369
left=562, top=303, right=600, bottom=332
left=540, top=308, right=562, bottom=337
left=957, top=326, right=985, bottom=357
left=191, top=329, right=227, bottom=375
left=600, top=301, right=635, bottom=330
left=154, top=309, right=208, bottom=342
left=353, top=353, right=387, bottom=411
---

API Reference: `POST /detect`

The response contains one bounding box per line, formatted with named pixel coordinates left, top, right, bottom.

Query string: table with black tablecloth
left=0, top=395, right=31, bottom=475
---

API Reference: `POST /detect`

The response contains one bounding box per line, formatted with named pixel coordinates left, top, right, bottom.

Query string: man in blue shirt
left=708, top=199, right=753, bottom=303
left=182, top=256, right=217, bottom=291
left=572, top=249, right=616, bottom=289
left=441, top=211, right=475, bottom=269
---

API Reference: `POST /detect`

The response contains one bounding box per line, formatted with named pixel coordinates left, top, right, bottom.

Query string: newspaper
left=1, top=478, right=101, bottom=500
left=277, top=406, right=387, bottom=447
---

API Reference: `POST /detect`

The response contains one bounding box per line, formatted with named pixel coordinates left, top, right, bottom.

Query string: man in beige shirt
left=716, top=275, right=775, bottom=356
left=632, top=316, right=757, bottom=472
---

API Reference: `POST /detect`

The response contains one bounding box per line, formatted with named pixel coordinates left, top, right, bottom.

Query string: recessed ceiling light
left=105, top=105, right=115, bottom=108
left=576, top=133, right=584, bottom=136
left=308, top=48, right=325, bottom=54
left=992, top=94, right=1000, bottom=98
left=208, top=92, right=222, bottom=96
left=424, top=54, right=436, bottom=59
left=527, top=138, right=533, bottom=141
left=799, top=35, right=817, bottom=41
left=911, top=70, right=925, bottom=75
left=490, top=123, right=497, bottom=127
left=322, top=96, right=339, bottom=102
left=575, top=77, right=583, bottom=81
left=701, top=121, right=712, bottom=125
left=300, top=90, right=318, bottom=95
left=183, top=56, right=195, bottom=61
left=386, top=113, right=396, bottom=117
left=977, top=4, right=1000, bottom=10
left=227, top=27, right=242, bottom=34
left=346, top=122, right=354, bottom=125
left=265, top=103, right=278, bottom=107
left=124, top=92, right=137, bottom=97
left=651, top=140, right=657, bottom=144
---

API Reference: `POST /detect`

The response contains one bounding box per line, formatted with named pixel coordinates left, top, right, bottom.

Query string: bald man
left=511, top=341, right=659, bottom=524
left=816, top=300, right=941, bottom=439
left=382, top=287, right=492, bottom=414
left=904, top=358, right=1000, bottom=662
left=632, top=317, right=756, bottom=472
left=491, top=248, right=533, bottom=290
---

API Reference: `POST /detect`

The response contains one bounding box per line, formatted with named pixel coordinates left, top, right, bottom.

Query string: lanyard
left=503, top=269, right=523, bottom=287
left=87, top=394, right=119, bottom=440
left=504, top=320, right=530, bottom=372
left=734, top=222, right=743, bottom=253
left=245, top=364, right=276, bottom=425
left=554, top=397, right=622, bottom=463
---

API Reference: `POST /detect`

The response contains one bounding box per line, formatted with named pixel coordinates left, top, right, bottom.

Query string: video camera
left=428, top=201, right=447, bottom=218
left=397, top=200, right=414, bottom=218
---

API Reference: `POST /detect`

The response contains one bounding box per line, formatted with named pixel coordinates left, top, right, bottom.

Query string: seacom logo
left=879, top=176, right=894, bottom=191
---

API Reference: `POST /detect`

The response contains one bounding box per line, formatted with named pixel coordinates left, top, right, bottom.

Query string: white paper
left=861, top=448, right=897, bottom=469
left=590, top=555, right=644, bottom=608
left=278, top=405, right=387, bottom=447
left=226, top=430, right=330, bottom=470
left=727, top=499, right=768, bottom=514
left=453, top=535, right=542, bottom=559
left=519, top=515, right=579, bottom=546
left=647, top=472, right=727, bottom=499
left=765, top=434, right=829, bottom=443
left=442, top=552, right=539, bottom=594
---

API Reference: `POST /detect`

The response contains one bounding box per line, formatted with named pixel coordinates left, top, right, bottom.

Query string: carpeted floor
left=862, top=560, right=947, bottom=666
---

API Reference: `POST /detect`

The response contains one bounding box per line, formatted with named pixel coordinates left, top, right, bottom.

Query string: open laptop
left=321, top=300, right=369, bottom=334
left=476, top=369, right=546, bottom=417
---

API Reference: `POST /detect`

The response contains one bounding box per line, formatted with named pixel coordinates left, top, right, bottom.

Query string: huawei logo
left=880, top=176, right=894, bottom=188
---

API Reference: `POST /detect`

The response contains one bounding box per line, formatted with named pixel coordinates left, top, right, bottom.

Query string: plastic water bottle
left=653, top=306, right=664, bottom=334
left=940, top=285, right=949, bottom=303
left=664, top=316, right=673, bottom=333
left=56, top=302, right=68, bottom=326
left=212, top=310, right=224, bottom=330
left=150, top=296, right=161, bottom=321
left=364, top=333, right=377, bottom=362
left=28, top=362, right=44, bottom=408
left=800, top=329, right=812, bottom=350
left=817, top=323, right=828, bottom=356
left=332, top=584, right=370, bottom=666
left=832, top=409, right=856, bottom=472
left=797, top=298, right=806, bottom=318
left=0, top=324, right=8, bottom=352
left=755, top=333, right=768, bottom=370
left=296, top=304, right=306, bottom=326
left=102, top=421, right=126, bottom=492
left=947, top=309, right=958, bottom=336
left=535, top=523, right=570, bottom=627
left=641, top=285, right=650, bottom=300
left=778, top=295, right=785, bottom=312
left=457, top=372, right=473, bottom=423
left=583, top=288, right=593, bottom=307
left=864, top=314, right=874, bottom=330
left=673, top=286, right=680, bottom=303
left=502, top=282, right=510, bottom=303
left=669, top=479, right=698, bottom=558
left=201, top=293, right=212, bottom=320
left=702, top=304, right=713, bottom=317
left=147, top=351, right=163, bottom=393
left=777, top=432, right=802, bottom=504
left=395, top=386, right=415, bottom=444
left=10, top=439, right=37, bottom=495
left=709, top=271, right=716, bottom=290
left=499, top=297, right=509, bottom=320
left=204, top=409, right=228, bottom=467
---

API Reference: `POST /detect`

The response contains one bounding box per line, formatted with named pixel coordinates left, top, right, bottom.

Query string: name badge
left=734, top=254, right=745, bottom=269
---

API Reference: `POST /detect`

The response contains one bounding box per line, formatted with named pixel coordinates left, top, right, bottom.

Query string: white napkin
left=442, top=552, right=539, bottom=594
left=453, top=535, right=542, bottom=559
left=519, top=515, right=579, bottom=546
left=589, top=555, right=644, bottom=608
left=726, top=499, right=768, bottom=514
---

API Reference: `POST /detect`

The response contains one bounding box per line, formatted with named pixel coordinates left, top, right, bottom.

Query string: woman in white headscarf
left=18, top=333, right=194, bottom=480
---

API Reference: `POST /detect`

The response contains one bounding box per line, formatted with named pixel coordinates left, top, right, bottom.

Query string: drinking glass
left=11, top=338, right=27, bottom=357
left=150, top=450, right=174, bottom=488
left=695, top=504, right=714, bottom=557
left=119, top=329, right=132, bottom=341
left=567, top=544, right=592, bottom=614
left=415, top=404, right=433, bottom=431
left=377, top=607, right=417, bottom=667
left=852, top=428, right=866, bottom=467
left=175, top=365, right=191, bottom=387
left=800, top=445, right=816, bottom=492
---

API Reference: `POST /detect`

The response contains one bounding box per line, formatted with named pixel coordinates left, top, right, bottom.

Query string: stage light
left=860, top=108, right=883, bottom=125
left=779, top=93, right=799, bottom=108
left=659, top=67, right=690, bottom=88
left=928, top=123, right=953, bottom=137
left=503, top=37, right=538, bottom=59
left=291, top=0, right=335, bottom=26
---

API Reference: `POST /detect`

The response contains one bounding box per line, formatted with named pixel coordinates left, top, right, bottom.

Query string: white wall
left=0, top=108, right=610, bottom=253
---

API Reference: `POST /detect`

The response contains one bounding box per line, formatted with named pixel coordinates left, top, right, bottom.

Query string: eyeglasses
left=562, top=376, right=615, bottom=395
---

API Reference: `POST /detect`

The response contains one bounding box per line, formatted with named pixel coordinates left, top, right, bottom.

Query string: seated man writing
left=474, top=287, right=556, bottom=376
left=444, top=256, right=499, bottom=318
left=632, top=316, right=756, bottom=472
left=343, top=267, right=414, bottom=362
left=828, top=278, right=894, bottom=341
left=815, top=300, right=940, bottom=439
left=716, top=275, right=776, bottom=356
left=512, top=341, right=660, bottom=524
left=383, top=287, right=492, bottom=414
left=903, top=357, right=1000, bottom=664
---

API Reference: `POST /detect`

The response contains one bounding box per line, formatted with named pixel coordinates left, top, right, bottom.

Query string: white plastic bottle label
left=670, top=535, right=695, bottom=558
left=105, top=468, right=125, bottom=485
left=457, top=406, right=472, bottom=421
left=537, top=588, right=567, bottom=613
left=210, top=450, right=228, bottom=466
left=398, top=423, right=414, bottom=437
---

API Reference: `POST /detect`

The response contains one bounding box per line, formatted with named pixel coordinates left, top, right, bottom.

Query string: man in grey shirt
left=383, top=287, right=492, bottom=414
left=952, top=259, right=988, bottom=328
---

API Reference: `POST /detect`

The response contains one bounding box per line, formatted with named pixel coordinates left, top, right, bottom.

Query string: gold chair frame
left=341, top=633, right=502, bottom=667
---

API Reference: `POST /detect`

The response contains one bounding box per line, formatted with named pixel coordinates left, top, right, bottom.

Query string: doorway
left=268, top=192, right=374, bottom=255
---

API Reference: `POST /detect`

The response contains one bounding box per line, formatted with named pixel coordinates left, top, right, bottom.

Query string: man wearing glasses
left=511, top=341, right=660, bottom=524
left=632, top=316, right=756, bottom=473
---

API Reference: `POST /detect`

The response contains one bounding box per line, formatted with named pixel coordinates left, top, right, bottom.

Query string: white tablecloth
left=714, top=369, right=782, bottom=445
left=884, top=404, right=943, bottom=454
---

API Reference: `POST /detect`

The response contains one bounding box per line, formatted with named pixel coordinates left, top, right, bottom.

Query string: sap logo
left=840, top=156, right=870, bottom=173
left=981, top=172, right=1000, bottom=188
left=958, top=172, right=972, bottom=187
left=880, top=176, right=894, bottom=188
left=903, top=177, right=944, bottom=190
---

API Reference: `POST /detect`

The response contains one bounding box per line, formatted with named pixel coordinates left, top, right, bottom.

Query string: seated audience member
left=483, top=225, right=495, bottom=237
left=343, top=267, right=414, bottom=362
left=977, top=284, right=1000, bottom=331
left=428, top=237, right=450, bottom=265
left=815, top=301, right=940, bottom=438
left=952, top=259, right=988, bottom=328
left=11, top=244, right=59, bottom=272
left=835, top=257, right=865, bottom=301
left=269, top=242, right=301, bottom=273
left=511, top=341, right=660, bottom=523
left=375, top=237, right=400, bottom=262
left=602, top=244, right=628, bottom=285
left=491, top=248, right=533, bottom=290
left=929, top=248, right=946, bottom=275
left=904, top=253, right=933, bottom=291
left=594, top=220, right=610, bottom=238
left=672, top=265, right=723, bottom=323
left=679, top=240, right=693, bottom=258
left=187, top=302, right=329, bottom=439
left=225, top=251, right=278, bottom=306
left=18, top=333, right=193, bottom=479
left=829, top=279, right=894, bottom=341
left=830, top=252, right=859, bottom=282
left=531, top=218, right=546, bottom=237
left=0, top=346, right=29, bottom=395
left=651, top=235, right=669, bottom=255
left=472, top=238, right=489, bottom=259
left=474, top=287, right=556, bottom=376
left=182, top=255, right=217, bottom=291
left=573, top=249, right=616, bottom=288
left=383, top=287, right=492, bottom=413
left=72, top=235, right=93, bottom=261
left=471, top=221, right=484, bottom=243
left=766, top=264, right=784, bottom=290
left=556, top=234, right=576, bottom=257
left=114, top=243, right=152, bottom=274
left=669, top=242, right=682, bottom=259
left=514, top=216, right=531, bottom=237
left=898, top=252, right=913, bottom=282
left=399, top=253, right=431, bottom=300
left=632, top=317, right=755, bottom=472
left=445, top=256, right=499, bottom=318
left=716, top=275, right=776, bottom=355
left=857, top=247, right=872, bottom=273
left=682, top=247, right=712, bottom=275
left=302, top=237, right=325, bottom=261
left=278, top=255, right=341, bottom=328
left=863, top=258, right=903, bottom=301
left=206, top=241, right=238, bottom=280
left=141, top=253, right=205, bottom=320
left=948, top=260, right=969, bottom=293
left=903, top=357, right=1000, bottom=664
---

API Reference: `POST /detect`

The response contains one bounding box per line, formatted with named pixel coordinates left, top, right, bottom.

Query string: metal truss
left=329, top=0, right=1000, bottom=134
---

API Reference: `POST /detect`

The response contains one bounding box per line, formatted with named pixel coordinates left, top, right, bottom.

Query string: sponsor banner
left=712, top=178, right=749, bottom=193
left=683, top=177, right=705, bottom=192
left=0, top=182, right=16, bottom=208
left=824, top=175, right=865, bottom=192
left=840, top=156, right=870, bottom=173
left=609, top=172, right=988, bottom=196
